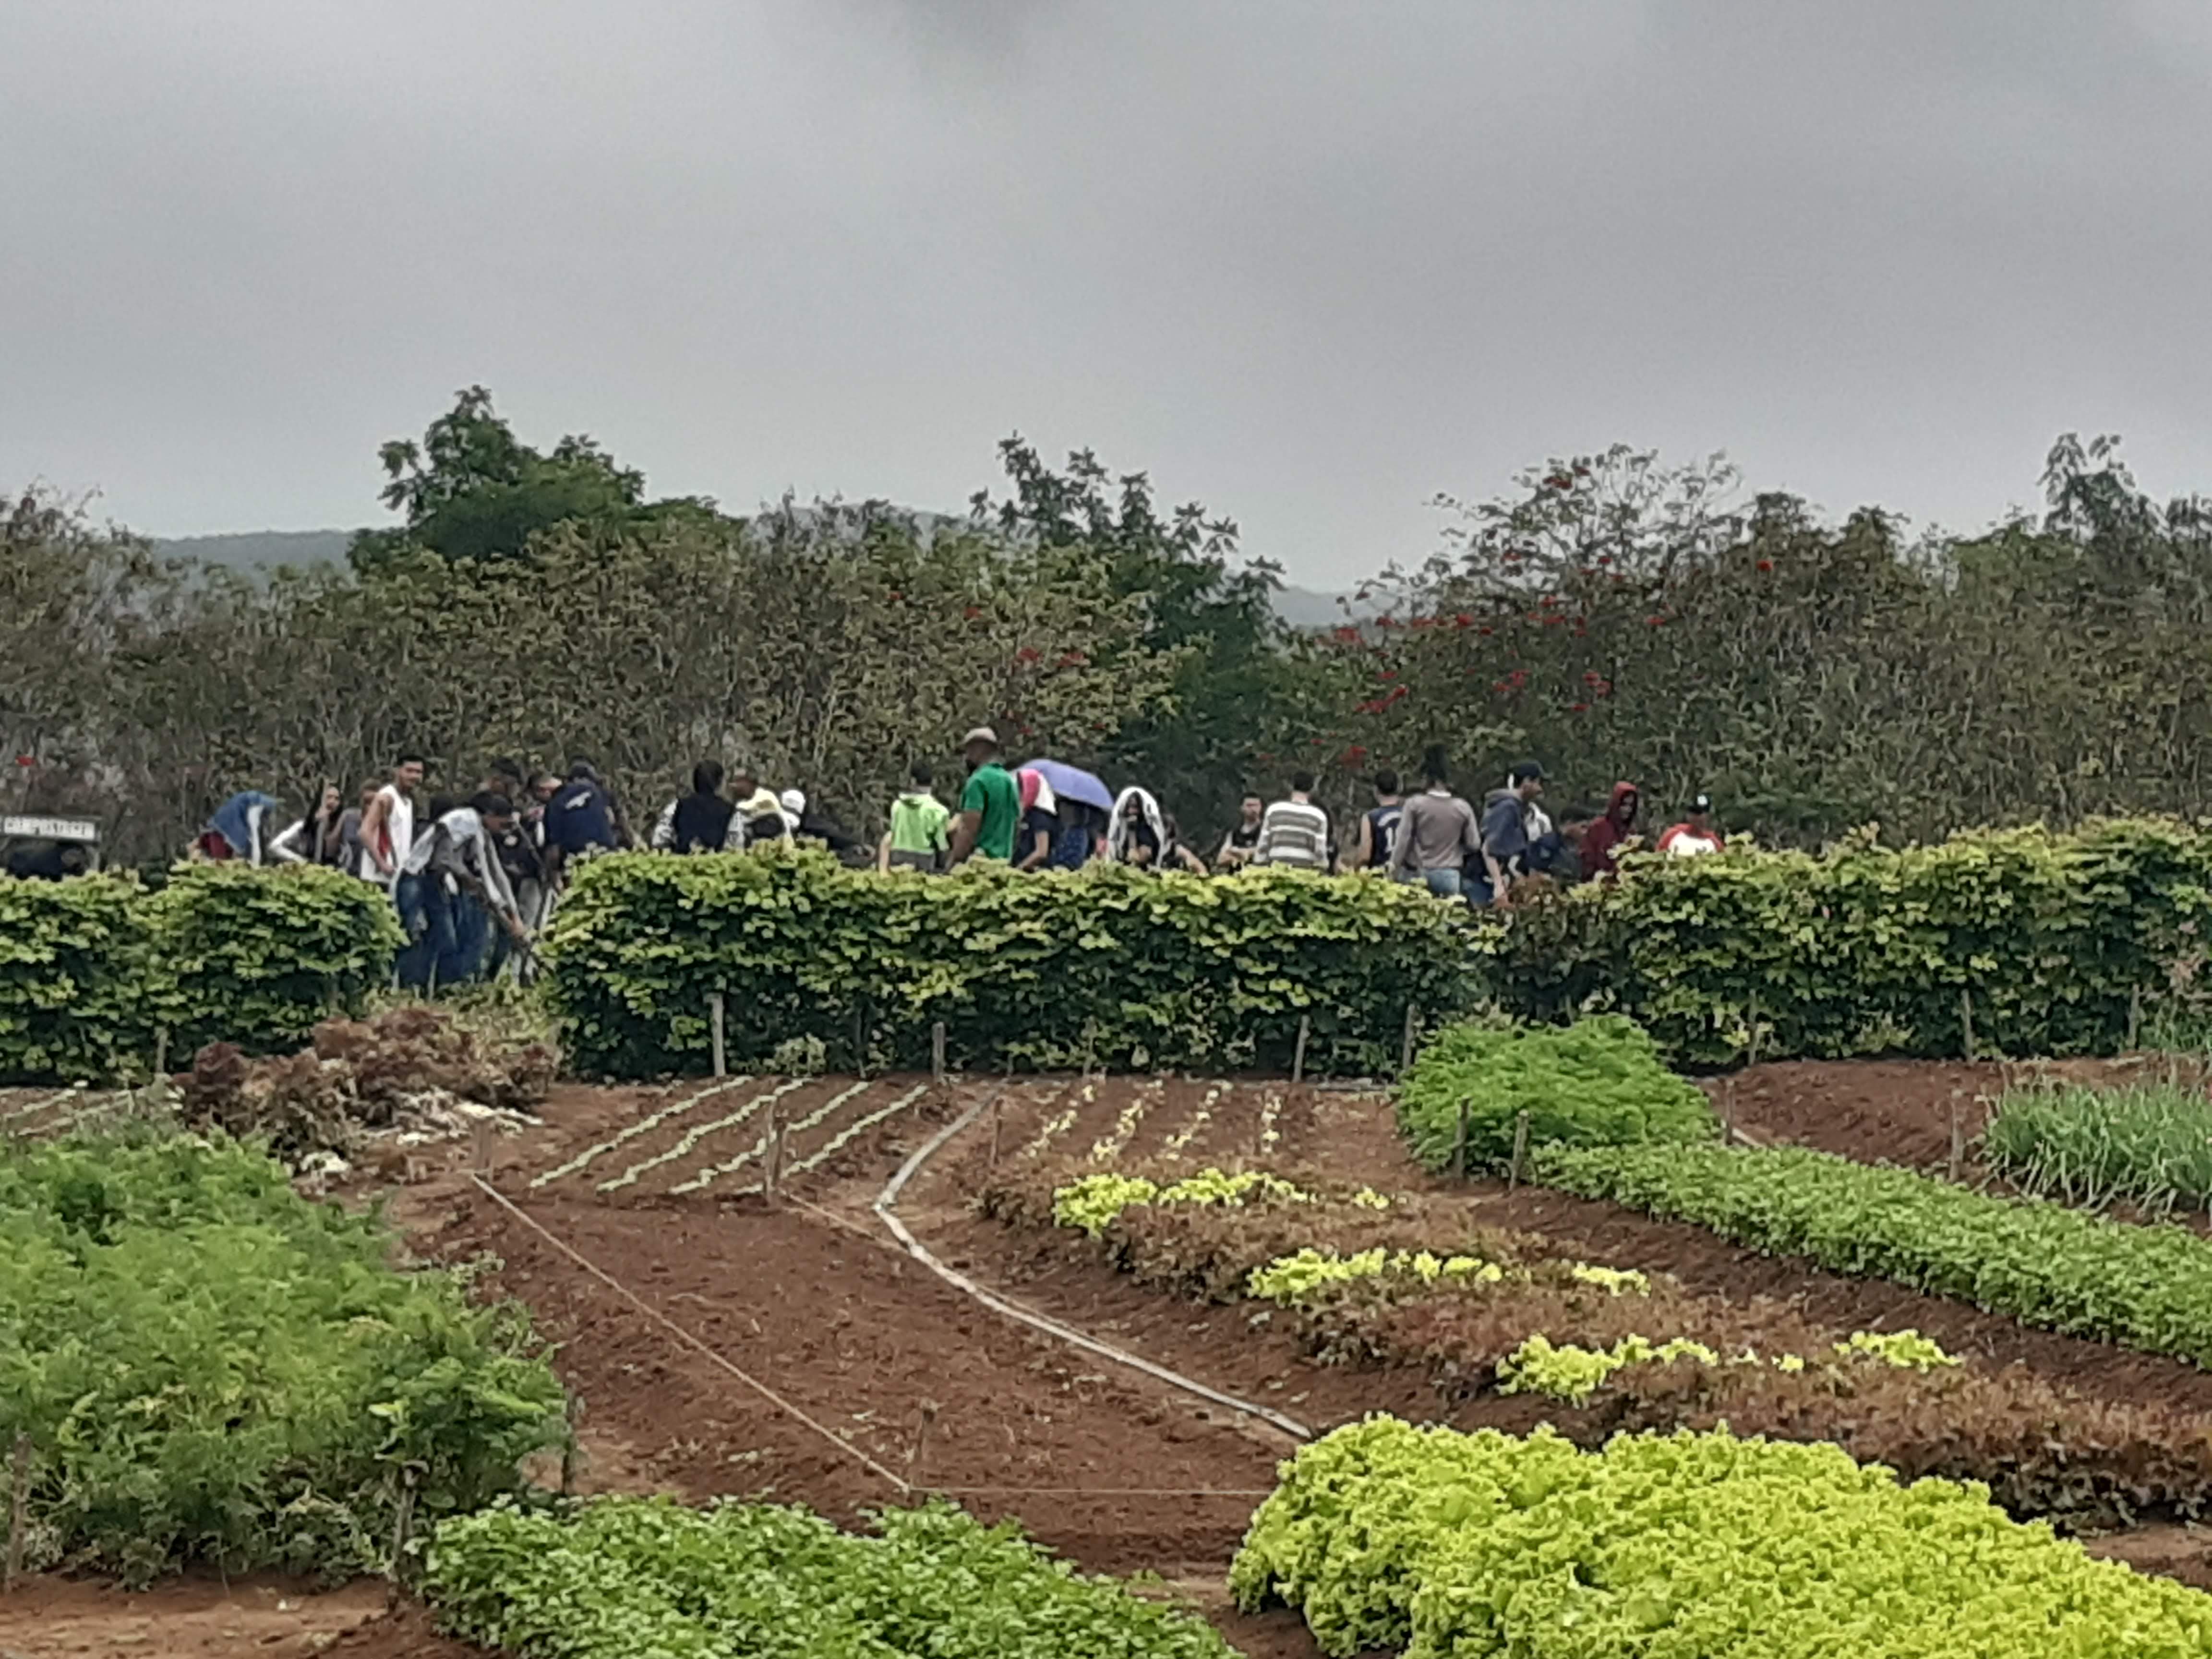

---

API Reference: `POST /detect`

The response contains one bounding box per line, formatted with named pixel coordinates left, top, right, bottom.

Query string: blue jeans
left=394, top=873, right=450, bottom=992
left=1396, top=867, right=1464, bottom=898
left=440, top=891, right=493, bottom=987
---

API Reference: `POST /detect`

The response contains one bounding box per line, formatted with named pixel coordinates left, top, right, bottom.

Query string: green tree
left=348, top=385, right=720, bottom=571
left=973, top=437, right=1293, bottom=839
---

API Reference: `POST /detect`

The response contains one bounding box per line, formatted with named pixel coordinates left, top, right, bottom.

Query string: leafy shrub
left=1395, top=1015, right=1716, bottom=1174
left=0, top=1134, right=566, bottom=1584
left=0, top=875, right=152, bottom=1083
left=148, top=862, right=406, bottom=1055
left=1537, top=1140, right=2212, bottom=1366
left=424, top=1493, right=1236, bottom=1659
left=1230, top=1419, right=2212, bottom=1658
left=1481, top=817, right=2212, bottom=1065
left=1984, top=1078, right=2212, bottom=1214
left=1495, top=1326, right=1957, bottom=1405
left=542, top=849, right=1478, bottom=1079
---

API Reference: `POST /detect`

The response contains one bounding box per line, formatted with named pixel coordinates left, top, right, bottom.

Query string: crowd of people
left=150, top=729, right=1724, bottom=992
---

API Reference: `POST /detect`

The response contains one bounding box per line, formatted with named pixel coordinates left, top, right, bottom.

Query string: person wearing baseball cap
left=947, top=726, right=1020, bottom=866
left=1657, top=793, right=1725, bottom=857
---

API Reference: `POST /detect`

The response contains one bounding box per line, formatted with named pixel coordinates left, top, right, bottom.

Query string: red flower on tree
left=1015, top=646, right=1043, bottom=664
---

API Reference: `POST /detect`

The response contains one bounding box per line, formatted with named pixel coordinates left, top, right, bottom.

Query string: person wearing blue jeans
left=396, top=793, right=527, bottom=993
left=1390, top=746, right=1481, bottom=900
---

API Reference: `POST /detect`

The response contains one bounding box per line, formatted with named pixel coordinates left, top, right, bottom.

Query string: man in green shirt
left=878, top=761, right=952, bottom=873
left=949, top=726, right=1019, bottom=866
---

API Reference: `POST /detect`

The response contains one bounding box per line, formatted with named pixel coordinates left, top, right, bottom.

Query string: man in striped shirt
left=1253, top=771, right=1331, bottom=869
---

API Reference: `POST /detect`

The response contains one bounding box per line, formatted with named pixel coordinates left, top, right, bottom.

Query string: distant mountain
left=1272, top=583, right=1368, bottom=630
left=151, top=529, right=356, bottom=573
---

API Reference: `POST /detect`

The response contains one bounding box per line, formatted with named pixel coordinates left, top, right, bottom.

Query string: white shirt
left=366, top=783, right=414, bottom=883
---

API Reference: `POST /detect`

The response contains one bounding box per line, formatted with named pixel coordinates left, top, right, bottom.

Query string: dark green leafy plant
left=424, top=1492, right=1237, bottom=1659
left=1395, top=1015, right=1715, bottom=1173
left=543, top=849, right=1478, bottom=1078
left=1480, top=818, right=2212, bottom=1065
left=0, top=1133, right=566, bottom=1584
left=0, top=874, right=153, bottom=1083
left=148, top=863, right=406, bottom=1054
left=1535, top=1139, right=2212, bottom=1367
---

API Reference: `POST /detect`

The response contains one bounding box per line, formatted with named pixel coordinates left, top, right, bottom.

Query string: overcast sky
left=6, top=2, right=2210, bottom=586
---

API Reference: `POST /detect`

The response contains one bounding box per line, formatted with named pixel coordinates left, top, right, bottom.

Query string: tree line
left=6, top=389, right=2208, bottom=866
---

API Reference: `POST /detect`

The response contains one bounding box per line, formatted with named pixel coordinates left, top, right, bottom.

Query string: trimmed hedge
left=0, top=865, right=403, bottom=1082
left=542, top=849, right=1479, bottom=1078
left=1480, top=817, right=2212, bottom=1065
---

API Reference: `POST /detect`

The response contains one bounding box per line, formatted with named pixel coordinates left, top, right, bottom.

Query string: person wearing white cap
left=947, top=725, right=1019, bottom=866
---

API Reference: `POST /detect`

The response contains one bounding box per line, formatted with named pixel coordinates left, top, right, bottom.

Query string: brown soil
left=0, top=1575, right=390, bottom=1657
left=35, top=1062, right=2212, bottom=1655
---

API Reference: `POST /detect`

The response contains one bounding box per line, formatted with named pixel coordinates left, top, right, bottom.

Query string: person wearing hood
left=1109, top=786, right=1168, bottom=866
left=1014, top=769, right=1060, bottom=871
left=880, top=762, right=952, bottom=873
left=781, top=789, right=861, bottom=858
left=197, top=790, right=283, bottom=864
left=651, top=761, right=740, bottom=854
left=1479, top=761, right=1546, bottom=906
left=1580, top=782, right=1641, bottom=879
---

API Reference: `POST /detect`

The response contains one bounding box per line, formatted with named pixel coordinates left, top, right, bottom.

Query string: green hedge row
left=1481, top=818, right=2212, bottom=1065
left=542, top=851, right=1479, bottom=1079
left=0, top=865, right=402, bottom=1082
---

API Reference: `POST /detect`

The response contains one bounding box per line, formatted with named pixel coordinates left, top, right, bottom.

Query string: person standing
left=947, top=726, right=1019, bottom=866
left=1108, top=786, right=1168, bottom=866
left=358, top=755, right=426, bottom=889
left=1479, top=761, right=1545, bottom=906
left=651, top=761, right=739, bottom=853
left=1579, top=782, right=1642, bottom=878
left=338, top=782, right=377, bottom=878
left=1657, top=794, right=1726, bottom=857
left=1391, top=751, right=1480, bottom=897
left=879, top=762, right=952, bottom=873
left=1014, top=770, right=1060, bottom=872
left=1252, top=771, right=1330, bottom=870
left=1214, top=794, right=1265, bottom=870
left=1345, top=770, right=1405, bottom=873
left=269, top=783, right=345, bottom=866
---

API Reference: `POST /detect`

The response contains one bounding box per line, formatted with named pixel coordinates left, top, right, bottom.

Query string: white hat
left=962, top=725, right=999, bottom=748
left=779, top=788, right=806, bottom=816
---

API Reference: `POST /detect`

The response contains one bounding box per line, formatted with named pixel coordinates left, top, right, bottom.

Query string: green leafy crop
left=1231, top=1419, right=2212, bottom=1658
left=424, top=1493, right=1237, bottom=1659
left=1395, top=1015, right=1716, bottom=1174
left=1984, top=1078, right=2212, bottom=1215
left=1496, top=1327, right=1959, bottom=1405
left=0, top=1133, right=566, bottom=1584
left=542, top=848, right=1478, bottom=1078
left=1536, top=1140, right=2212, bottom=1367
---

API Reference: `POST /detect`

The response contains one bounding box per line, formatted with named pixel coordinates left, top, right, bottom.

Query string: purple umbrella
left=1016, top=759, right=1115, bottom=814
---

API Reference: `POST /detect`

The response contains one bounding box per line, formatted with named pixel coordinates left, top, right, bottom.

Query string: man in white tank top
left=357, top=755, right=425, bottom=885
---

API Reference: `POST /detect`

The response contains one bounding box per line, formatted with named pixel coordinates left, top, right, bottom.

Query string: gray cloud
left=4, top=0, right=2209, bottom=583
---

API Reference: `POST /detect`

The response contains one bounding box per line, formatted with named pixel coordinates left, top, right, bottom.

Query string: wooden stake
left=853, top=1002, right=868, bottom=1077
left=764, top=1102, right=786, bottom=1202
left=1744, top=996, right=1762, bottom=1069
left=1291, top=1013, right=1311, bottom=1087
left=560, top=1395, right=585, bottom=1497
left=987, top=1094, right=1003, bottom=1168
left=709, top=992, right=727, bottom=1079
left=386, top=1469, right=418, bottom=1610
left=154, top=1027, right=169, bottom=1083
left=5, top=1433, right=29, bottom=1594
left=1508, top=1108, right=1531, bottom=1190
left=1722, top=1076, right=1738, bottom=1143
left=1960, top=986, right=1978, bottom=1063
left=2128, top=985, right=2143, bottom=1052
left=1949, top=1093, right=1965, bottom=1183
left=931, top=1021, right=947, bottom=1085
left=1400, top=1005, right=1419, bottom=1075
left=1454, top=1099, right=1471, bottom=1180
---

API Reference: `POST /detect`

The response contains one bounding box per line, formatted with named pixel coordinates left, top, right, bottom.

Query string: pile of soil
left=177, top=1005, right=556, bottom=1165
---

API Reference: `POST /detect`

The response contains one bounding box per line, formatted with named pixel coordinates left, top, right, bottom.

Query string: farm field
left=9, top=1055, right=2212, bottom=1656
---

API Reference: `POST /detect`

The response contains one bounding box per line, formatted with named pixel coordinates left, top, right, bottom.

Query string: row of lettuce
left=16, top=814, right=2212, bottom=1085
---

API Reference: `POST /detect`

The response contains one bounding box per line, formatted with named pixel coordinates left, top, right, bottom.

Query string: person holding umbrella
left=1019, top=757, right=1116, bottom=868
